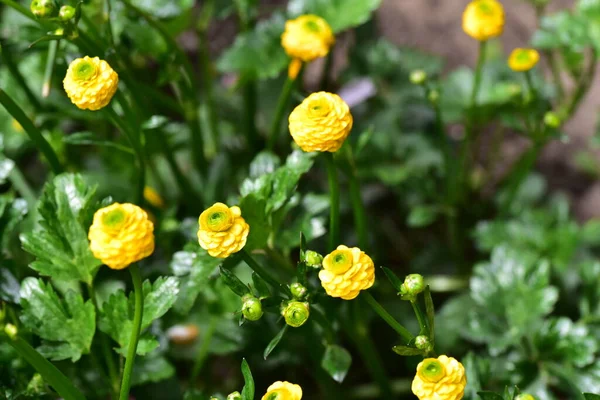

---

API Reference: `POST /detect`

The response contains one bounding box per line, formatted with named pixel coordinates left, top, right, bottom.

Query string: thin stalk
left=240, top=249, right=284, bottom=290
left=411, top=300, right=428, bottom=335
left=546, top=51, right=564, bottom=100
left=6, top=335, right=86, bottom=400
left=324, top=153, right=340, bottom=251
left=1, top=44, right=43, bottom=111
left=190, top=316, right=217, bottom=382
left=0, top=90, right=63, bottom=174
left=347, top=167, right=368, bottom=251
left=362, top=291, right=413, bottom=343
left=104, top=0, right=115, bottom=48
left=42, top=40, right=60, bottom=98
left=119, top=265, right=144, bottom=400
left=267, top=76, right=297, bottom=150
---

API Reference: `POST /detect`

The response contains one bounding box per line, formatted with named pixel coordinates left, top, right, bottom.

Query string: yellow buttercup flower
left=462, top=0, right=505, bottom=41
left=319, top=245, right=375, bottom=300
left=281, top=15, right=334, bottom=62
left=412, top=355, right=467, bottom=400
left=508, top=48, right=540, bottom=72
left=88, top=203, right=155, bottom=270
left=289, top=92, right=353, bottom=153
left=144, top=186, right=166, bottom=209
left=63, top=56, right=118, bottom=111
left=197, top=203, right=249, bottom=258
left=262, top=381, right=302, bottom=400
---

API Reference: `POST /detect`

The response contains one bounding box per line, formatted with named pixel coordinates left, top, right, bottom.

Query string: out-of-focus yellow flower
left=411, top=355, right=467, bottom=400
left=261, top=381, right=303, bottom=400
left=88, top=203, right=154, bottom=270
left=318, top=245, right=375, bottom=300
left=197, top=203, right=249, bottom=258
left=63, top=56, right=118, bottom=111
left=144, top=186, right=166, bottom=209
left=11, top=119, right=23, bottom=133
left=288, top=58, right=303, bottom=80
left=281, top=15, right=334, bottom=62
left=462, top=0, right=504, bottom=41
left=289, top=92, right=353, bottom=153
left=508, top=48, right=540, bottom=72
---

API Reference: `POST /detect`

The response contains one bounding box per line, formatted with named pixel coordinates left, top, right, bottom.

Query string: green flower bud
left=427, top=89, right=439, bottom=104
left=415, top=335, right=431, bottom=350
left=4, top=323, right=17, bottom=339
left=59, top=5, right=76, bottom=21
left=304, top=250, right=323, bottom=268
left=227, top=392, right=242, bottom=400
left=515, top=395, right=535, bottom=400
left=410, top=70, right=427, bottom=85
left=544, top=112, right=561, bottom=129
left=403, top=274, right=425, bottom=296
left=241, top=296, right=263, bottom=321
left=290, top=282, right=307, bottom=300
left=30, top=0, right=58, bottom=18
left=282, top=301, right=310, bottom=328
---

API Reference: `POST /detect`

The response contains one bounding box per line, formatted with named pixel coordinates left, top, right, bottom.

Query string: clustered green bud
left=59, top=5, right=76, bottom=21
left=515, top=394, right=536, bottom=400
left=415, top=335, right=431, bottom=351
left=304, top=250, right=323, bottom=268
left=400, top=273, right=425, bottom=300
left=282, top=301, right=310, bottom=328
left=410, top=70, right=427, bottom=85
left=544, top=112, right=561, bottom=129
left=290, top=282, right=307, bottom=300
left=30, top=0, right=58, bottom=18
left=227, top=391, right=242, bottom=400
left=241, top=295, right=263, bottom=321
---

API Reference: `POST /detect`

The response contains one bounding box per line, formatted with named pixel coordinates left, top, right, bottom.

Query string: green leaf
left=477, top=392, right=504, bottom=400
left=321, top=345, right=352, bottom=383
left=131, top=354, right=175, bottom=387
left=217, top=13, right=288, bottom=80
left=249, top=151, right=281, bottom=179
left=130, top=0, right=194, bottom=18
left=584, top=394, right=600, bottom=400
left=62, top=132, right=134, bottom=154
left=239, top=194, right=270, bottom=251
left=252, top=272, right=271, bottom=299
left=534, top=317, right=597, bottom=368
left=99, top=277, right=179, bottom=355
left=264, top=325, right=288, bottom=359
left=0, top=266, right=20, bottom=303
left=219, top=266, right=251, bottom=297
left=19, top=278, right=95, bottom=362
left=240, top=358, right=254, bottom=400
left=171, top=246, right=222, bottom=314
left=20, top=173, right=102, bottom=284
left=287, top=0, right=382, bottom=32
left=391, top=345, right=422, bottom=356
left=381, top=267, right=403, bottom=292
left=424, top=286, right=435, bottom=348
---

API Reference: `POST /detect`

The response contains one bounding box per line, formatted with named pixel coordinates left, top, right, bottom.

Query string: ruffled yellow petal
left=63, top=56, right=118, bottom=111
left=412, top=355, right=467, bottom=400
left=262, top=381, right=302, bottom=400
left=197, top=203, right=250, bottom=258
left=281, top=15, right=334, bottom=62
left=318, top=245, right=375, bottom=300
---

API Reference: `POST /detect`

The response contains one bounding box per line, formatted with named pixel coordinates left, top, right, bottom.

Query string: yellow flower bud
left=508, top=48, right=540, bottom=72
left=462, top=0, right=505, bottom=41
left=289, top=92, right=353, bottom=153
left=411, top=355, right=467, bottom=400
left=63, top=56, right=118, bottom=111
left=262, top=381, right=303, bottom=400
left=143, top=186, right=166, bottom=209
left=88, top=203, right=155, bottom=270
left=281, top=15, right=334, bottom=63
left=318, top=245, right=375, bottom=300
left=197, top=203, right=249, bottom=259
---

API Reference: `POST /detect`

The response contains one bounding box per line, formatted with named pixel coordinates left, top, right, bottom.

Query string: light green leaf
left=407, top=206, right=439, bottom=228
left=241, top=358, right=255, bottom=400
left=20, top=173, right=102, bottom=284
left=131, top=354, right=175, bottom=387
left=321, top=345, right=352, bottom=383
left=264, top=325, right=288, bottom=359
left=130, top=0, right=194, bottom=18
left=239, top=194, right=270, bottom=251
left=19, top=278, right=95, bottom=362
left=391, top=345, right=422, bottom=356
left=534, top=317, right=597, bottom=368
left=287, top=0, right=382, bottom=32
left=99, top=277, right=179, bottom=355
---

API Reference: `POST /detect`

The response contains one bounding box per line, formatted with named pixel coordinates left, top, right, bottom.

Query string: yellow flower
left=462, top=0, right=505, bottom=41
left=88, top=203, right=155, bottom=270
left=288, top=58, right=303, bottom=80
left=508, top=48, right=540, bottom=72
left=318, top=245, right=375, bottom=300
left=281, top=15, right=334, bottom=62
left=63, top=56, right=118, bottom=111
left=197, top=203, right=249, bottom=258
left=261, top=381, right=302, bottom=400
left=144, top=186, right=166, bottom=209
left=411, top=355, right=467, bottom=400
left=289, top=92, right=353, bottom=153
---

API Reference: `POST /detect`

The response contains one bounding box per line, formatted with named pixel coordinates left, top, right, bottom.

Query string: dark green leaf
left=63, top=132, right=134, bottom=154
left=219, top=266, right=251, bottom=297
left=252, top=272, right=270, bottom=299
left=239, top=194, right=269, bottom=251
left=241, top=358, right=254, bottom=400
left=0, top=267, right=20, bottom=303
left=20, top=173, right=102, bottom=284
left=299, top=232, right=307, bottom=257
left=477, top=392, right=504, bottom=400
left=321, top=345, right=352, bottom=383
left=584, top=394, right=600, bottom=400
left=287, top=0, right=382, bottom=32
left=20, top=278, right=95, bottom=362
left=381, top=267, right=403, bottom=292
left=131, top=354, right=175, bottom=386
left=264, top=325, right=288, bottom=359
left=391, top=345, right=422, bottom=356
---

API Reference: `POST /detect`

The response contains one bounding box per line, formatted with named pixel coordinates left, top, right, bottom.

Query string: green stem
left=320, top=48, right=334, bottom=91
left=267, top=75, right=297, bottom=151
left=362, top=291, right=413, bottom=343
left=324, top=153, right=340, bottom=251
left=190, top=317, right=217, bottom=382
left=0, top=89, right=63, bottom=175
left=42, top=40, right=60, bottom=98
left=0, top=42, right=43, bottom=112
left=119, top=265, right=144, bottom=400
left=546, top=51, right=564, bottom=100
left=104, top=0, right=115, bottom=48
left=469, top=41, right=487, bottom=109
left=5, top=335, right=86, bottom=400
left=411, top=300, right=428, bottom=335
left=240, top=249, right=284, bottom=290
left=347, top=166, right=368, bottom=251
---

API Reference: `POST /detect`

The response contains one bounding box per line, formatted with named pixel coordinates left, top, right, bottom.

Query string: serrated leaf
left=391, top=345, right=422, bottom=356
left=99, top=277, right=179, bottom=355
left=20, top=173, right=102, bottom=284
left=241, top=358, right=254, bottom=400
left=321, top=345, right=352, bottom=383
left=219, top=266, right=251, bottom=297
left=19, top=278, right=95, bottom=362
left=287, top=0, right=382, bottom=32
left=534, top=317, right=597, bottom=368
left=264, top=325, right=288, bottom=359
left=131, top=354, right=175, bottom=387
left=381, top=267, right=403, bottom=292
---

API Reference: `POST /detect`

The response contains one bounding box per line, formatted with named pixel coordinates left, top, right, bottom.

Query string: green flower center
left=102, top=208, right=125, bottom=228
left=420, top=360, right=445, bottom=382
left=206, top=210, right=232, bottom=231
left=265, top=393, right=280, bottom=400
left=326, top=250, right=353, bottom=274
left=515, top=51, right=531, bottom=64
left=477, top=1, right=494, bottom=14
left=73, top=60, right=97, bottom=81
left=304, top=19, right=321, bottom=33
